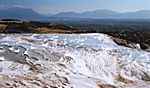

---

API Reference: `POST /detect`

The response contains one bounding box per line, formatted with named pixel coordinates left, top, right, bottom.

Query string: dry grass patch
left=34, top=27, right=72, bottom=34
left=0, top=24, right=7, bottom=30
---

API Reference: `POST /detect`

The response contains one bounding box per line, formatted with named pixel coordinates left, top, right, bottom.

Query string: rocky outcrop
left=112, top=38, right=141, bottom=50
left=102, top=30, right=150, bottom=51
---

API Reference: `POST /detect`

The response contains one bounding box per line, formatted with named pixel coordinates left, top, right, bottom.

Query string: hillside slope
left=0, top=19, right=74, bottom=33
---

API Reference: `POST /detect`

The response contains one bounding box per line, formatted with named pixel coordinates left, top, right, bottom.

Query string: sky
left=0, top=0, right=150, bottom=14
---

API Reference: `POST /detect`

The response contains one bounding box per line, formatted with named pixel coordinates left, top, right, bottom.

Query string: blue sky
left=0, top=0, right=150, bottom=14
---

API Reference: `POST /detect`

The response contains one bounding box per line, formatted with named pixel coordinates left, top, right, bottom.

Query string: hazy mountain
left=123, top=10, right=150, bottom=19
left=1, top=7, right=150, bottom=20
left=0, top=7, right=43, bottom=20
left=81, top=9, right=121, bottom=18
left=52, top=9, right=150, bottom=19
left=42, top=14, right=54, bottom=17
left=52, top=9, right=120, bottom=18
left=52, top=12, right=81, bottom=18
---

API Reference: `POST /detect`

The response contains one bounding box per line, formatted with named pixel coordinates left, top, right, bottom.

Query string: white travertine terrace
left=0, top=33, right=149, bottom=88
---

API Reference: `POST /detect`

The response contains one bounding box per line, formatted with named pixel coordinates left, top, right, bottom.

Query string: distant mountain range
left=52, top=9, right=150, bottom=19
left=0, top=7, right=43, bottom=20
left=1, top=7, right=150, bottom=20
